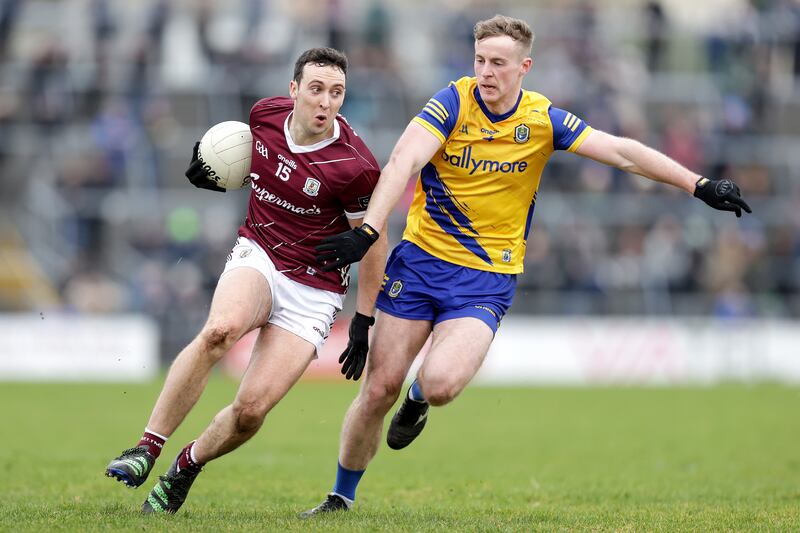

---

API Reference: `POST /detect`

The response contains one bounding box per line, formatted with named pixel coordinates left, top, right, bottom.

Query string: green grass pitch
left=0, top=377, right=798, bottom=531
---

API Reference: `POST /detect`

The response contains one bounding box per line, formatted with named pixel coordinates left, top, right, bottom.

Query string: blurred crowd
left=1, top=0, right=799, bottom=356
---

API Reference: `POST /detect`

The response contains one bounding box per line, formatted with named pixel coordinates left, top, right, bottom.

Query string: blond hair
left=473, top=14, right=534, bottom=56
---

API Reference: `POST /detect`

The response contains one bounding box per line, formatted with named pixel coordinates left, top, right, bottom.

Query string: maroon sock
left=137, top=430, right=166, bottom=458
left=176, top=441, right=204, bottom=474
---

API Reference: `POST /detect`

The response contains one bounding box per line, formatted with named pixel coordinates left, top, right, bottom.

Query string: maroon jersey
left=238, top=97, right=380, bottom=294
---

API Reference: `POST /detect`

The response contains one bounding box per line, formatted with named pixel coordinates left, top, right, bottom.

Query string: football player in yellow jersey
left=303, top=15, right=751, bottom=514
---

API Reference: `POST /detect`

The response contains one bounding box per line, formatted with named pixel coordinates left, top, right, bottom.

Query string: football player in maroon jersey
left=105, top=47, right=387, bottom=515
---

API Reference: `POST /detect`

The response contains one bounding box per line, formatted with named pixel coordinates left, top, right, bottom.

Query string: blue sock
left=332, top=462, right=365, bottom=502
left=408, top=380, right=426, bottom=402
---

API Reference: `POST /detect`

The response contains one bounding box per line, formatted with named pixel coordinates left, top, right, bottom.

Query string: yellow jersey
left=404, top=76, right=592, bottom=273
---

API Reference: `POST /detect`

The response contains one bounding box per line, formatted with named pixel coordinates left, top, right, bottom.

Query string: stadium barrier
left=225, top=316, right=800, bottom=385
left=3, top=314, right=797, bottom=384
left=473, top=317, right=800, bottom=385
left=0, top=313, right=158, bottom=381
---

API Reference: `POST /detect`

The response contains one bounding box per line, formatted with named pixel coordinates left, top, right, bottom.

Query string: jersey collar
left=473, top=86, right=523, bottom=123
left=283, top=112, right=341, bottom=153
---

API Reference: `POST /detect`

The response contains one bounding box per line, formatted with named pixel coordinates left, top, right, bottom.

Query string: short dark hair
left=293, top=47, right=348, bottom=83
left=474, top=15, right=534, bottom=56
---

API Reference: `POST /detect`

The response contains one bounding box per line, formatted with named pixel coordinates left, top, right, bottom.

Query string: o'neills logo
left=441, top=146, right=528, bottom=175
left=249, top=173, right=321, bottom=215
left=198, top=156, right=222, bottom=185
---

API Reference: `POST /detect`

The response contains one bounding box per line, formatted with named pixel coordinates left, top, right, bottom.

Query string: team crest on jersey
left=303, top=177, right=320, bottom=196
left=388, top=279, right=403, bottom=298
left=514, top=124, right=530, bottom=144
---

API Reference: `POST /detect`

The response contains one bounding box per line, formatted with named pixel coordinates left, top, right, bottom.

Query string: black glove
left=693, top=177, right=751, bottom=218
left=339, top=312, right=374, bottom=381
left=315, top=223, right=379, bottom=272
left=185, top=141, right=225, bottom=193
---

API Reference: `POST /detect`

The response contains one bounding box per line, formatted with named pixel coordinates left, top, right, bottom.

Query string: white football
left=198, top=121, right=253, bottom=190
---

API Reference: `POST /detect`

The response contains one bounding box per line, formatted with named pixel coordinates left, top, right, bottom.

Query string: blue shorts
left=376, top=241, right=516, bottom=333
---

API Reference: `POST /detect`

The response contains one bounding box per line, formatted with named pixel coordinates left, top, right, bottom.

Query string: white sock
left=189, top=441, right=200, bottom=465
left=330, top=492, right=354, bottom=508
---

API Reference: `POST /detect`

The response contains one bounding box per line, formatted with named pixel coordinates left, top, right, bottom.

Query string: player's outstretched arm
left=337, top=220, right=388, bottom=381
left=362, top=121, right=442, bottom=230
left=575, top=130, right=752, bottom=217
left=314, top=121, right=441, bottom=270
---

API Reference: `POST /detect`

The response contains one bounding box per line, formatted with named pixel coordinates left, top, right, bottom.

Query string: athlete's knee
left=362, top=377, right=403, bottom=413
left=422, top=385, right=458, bottom=406
left=199, top=321, right=243, bottom=356
left=417, top=372, right=460, bottom=406
left=232, top=399, right=267, bottom=434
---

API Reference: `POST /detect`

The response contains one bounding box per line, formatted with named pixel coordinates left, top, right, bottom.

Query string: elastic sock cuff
left=330, top=492, right=354, bottom=508
left=144, top=427, right=169, bottom=441
left=408, top=380, right=426, bottom=402
left=189, top=441, right=202, bottom=465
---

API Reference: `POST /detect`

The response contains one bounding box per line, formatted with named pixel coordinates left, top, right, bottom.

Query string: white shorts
left=222, top=237, right=344, bottom=354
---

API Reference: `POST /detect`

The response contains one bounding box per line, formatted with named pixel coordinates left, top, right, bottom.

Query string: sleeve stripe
left=424, top=107, right=446, bottom=124
left=412, top=116, right=447, bottom=144
left=424, top=104, right=447, bottom=123
left=569, top=116, right=580, bottom=131
left=567, top=126, right=593, bottom=152
left=425, top=103, right=447, bottom=120
left=344, top=209, right=367, bottom=219
left=567, top=115, right=579, bottom=130
left=563, top=112, right=573, bottom=126
left=428, top=99, right=449, bottom=118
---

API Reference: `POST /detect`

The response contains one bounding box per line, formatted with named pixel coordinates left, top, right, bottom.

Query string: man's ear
left=521, top=56, right=533, bottom=75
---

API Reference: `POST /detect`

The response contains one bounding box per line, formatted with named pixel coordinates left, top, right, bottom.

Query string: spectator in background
left=662, top=111, right=703, bottom=174
left=440, top=6, right=487, bottom=81
left=63, top=268, right=128, bottom=313
left=144, top=0, right=170, bottom=57
left=644, top=0, right=668, bottom=72
left=325, top=0, right=346, bottom=51
left=88, top=0, right=116, bottom=104
left=28, top=41, right=72, bottom=139
left=792, top=2, right=800, bottom=77
left=0, top=0, right=23, bottom=61
left=363, top=0, right=390, bottom=58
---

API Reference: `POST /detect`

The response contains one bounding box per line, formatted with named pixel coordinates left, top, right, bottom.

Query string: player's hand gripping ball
left=186, top=121, right=253, bottom=192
